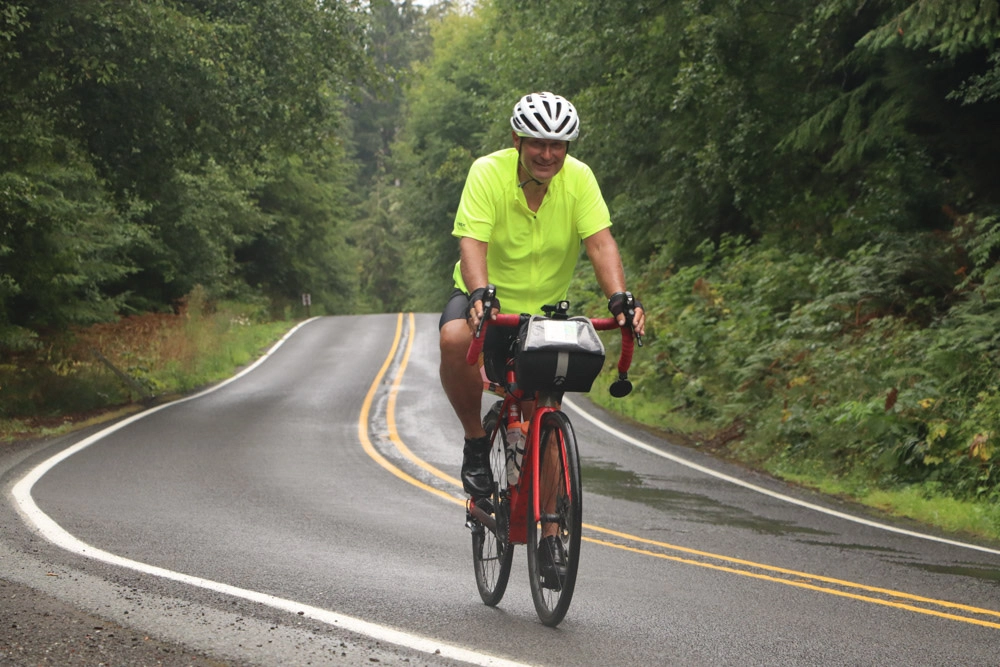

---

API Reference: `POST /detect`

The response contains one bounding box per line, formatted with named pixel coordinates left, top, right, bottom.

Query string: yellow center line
left=386, top=313, right=466, bottom=496
left=358, top=313, right=462, bottom=506
left=582, top=537, right=1000, bottom=630
left=582, top=524, right=1000, bottom=620
left=359, top=313, right=1000, bottom=629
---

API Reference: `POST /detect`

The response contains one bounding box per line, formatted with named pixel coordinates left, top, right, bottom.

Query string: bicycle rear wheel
left=526, top=410, right=582, bottom=627
left=471, top=401, right=514, bottom=606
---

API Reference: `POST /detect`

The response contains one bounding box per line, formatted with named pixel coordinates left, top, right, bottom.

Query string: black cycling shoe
left=462, top=436, right=493, bottom=497
left=537, top=535, right=567, bottom=590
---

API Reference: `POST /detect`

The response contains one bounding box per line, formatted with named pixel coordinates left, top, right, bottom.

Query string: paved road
left=4, top=313, right=1000, bottom=665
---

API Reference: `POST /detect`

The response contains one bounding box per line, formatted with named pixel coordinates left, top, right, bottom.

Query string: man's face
left=514, top=134, right=568, bottom=183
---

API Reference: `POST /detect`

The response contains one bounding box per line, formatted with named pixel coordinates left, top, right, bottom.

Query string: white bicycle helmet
left=510, top=92, right=580, bottom=142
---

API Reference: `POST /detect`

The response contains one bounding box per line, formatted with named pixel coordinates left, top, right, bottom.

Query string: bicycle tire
left=471, top=401, right=514, bottom=606
left=526, top=410, right=582, bottom=627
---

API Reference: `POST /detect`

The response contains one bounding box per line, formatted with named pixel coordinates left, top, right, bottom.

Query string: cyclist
left=439, top=90, right=645, bottom=489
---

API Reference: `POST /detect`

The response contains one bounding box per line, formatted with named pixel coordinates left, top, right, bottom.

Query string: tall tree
left=345, top=0, right=434, bottom=312
left=1, top=0, right=373, bottom=335
left=0, top=2, right=139, bottom=343
left=390, top=7, right=501, bottom=309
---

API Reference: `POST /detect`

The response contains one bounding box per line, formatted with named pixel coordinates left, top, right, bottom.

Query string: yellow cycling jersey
left=451, top=147, right=611, bottom=315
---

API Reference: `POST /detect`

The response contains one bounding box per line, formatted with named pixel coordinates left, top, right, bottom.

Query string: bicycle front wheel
left=526, top=410, right=582, bottom=627
left=471, top=401, right=514, bottom=606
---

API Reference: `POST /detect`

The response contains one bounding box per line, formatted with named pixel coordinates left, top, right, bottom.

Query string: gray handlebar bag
left=515, top=316, right=606, bottom=394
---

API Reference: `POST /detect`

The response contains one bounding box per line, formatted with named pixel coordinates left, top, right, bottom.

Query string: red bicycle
left=465, top=285, right=638, bottom=626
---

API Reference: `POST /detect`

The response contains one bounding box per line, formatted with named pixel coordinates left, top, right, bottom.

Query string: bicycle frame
left=491, top=386, right=564, bottom=544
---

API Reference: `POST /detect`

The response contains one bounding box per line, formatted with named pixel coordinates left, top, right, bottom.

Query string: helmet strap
left=515, top=140, right=543, bottom=188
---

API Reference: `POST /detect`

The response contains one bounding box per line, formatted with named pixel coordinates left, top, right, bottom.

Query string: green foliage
left=1, top=0, right=373, bottom=336
left=853, top=0, right=999, bottom=58
left=246, top=149, right=358, bottom=316
left=615, top=223, right=1000, bottom=507
left=0, top=290, right=291, bottom=428
left=0, top=135, right=140, bottom=334
left=342, top=0, right=436, bottom=313
left=390, top=8, right=500, bottom=310
left=952, top=51, right=1000, bottom=104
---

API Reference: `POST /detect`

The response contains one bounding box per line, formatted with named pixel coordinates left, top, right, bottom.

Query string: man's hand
left=467, top=286, right=500, bottom=335
left=608, top=292, right=646, bottom=337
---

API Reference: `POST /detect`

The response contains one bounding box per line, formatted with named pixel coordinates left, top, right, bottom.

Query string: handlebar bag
left=516, top=316, right=606, bottom=393
left=482, top=324, right=518, bottom=385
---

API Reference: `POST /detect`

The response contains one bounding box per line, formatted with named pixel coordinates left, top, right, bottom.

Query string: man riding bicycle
left=438, top=91, right=646, bottom=502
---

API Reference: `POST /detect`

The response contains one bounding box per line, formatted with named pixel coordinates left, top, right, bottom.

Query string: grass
left=0, top=292, right=296, bottom=442
left=861, top=488, right=1000, bottom=540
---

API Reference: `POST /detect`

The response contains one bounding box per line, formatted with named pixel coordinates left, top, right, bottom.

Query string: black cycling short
left=439, top=288, right=519, bottom=384
left=438, top=288, right=471, bottom=330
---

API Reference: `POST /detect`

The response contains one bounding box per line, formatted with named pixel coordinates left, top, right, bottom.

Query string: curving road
left=4, top=313, right=1000, bottom=665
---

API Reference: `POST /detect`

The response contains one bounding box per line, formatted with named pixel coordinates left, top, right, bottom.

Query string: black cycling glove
left=467, top=287, right=500, bottom=319
left=608, top=291, right=642, bottom=323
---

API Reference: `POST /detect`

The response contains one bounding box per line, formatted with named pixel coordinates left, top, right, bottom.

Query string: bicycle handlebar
left=465, top=312, right=636, bottom=397
left=466, top=312, right=516, bottom=366
left=592, top=317, right=636, bottom=380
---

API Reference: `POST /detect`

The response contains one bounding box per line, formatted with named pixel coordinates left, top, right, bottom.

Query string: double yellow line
left=360, top=313, right=1000, bottom=631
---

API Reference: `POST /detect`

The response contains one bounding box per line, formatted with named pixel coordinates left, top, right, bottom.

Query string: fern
left=959, top=214, right=1000, bottom=286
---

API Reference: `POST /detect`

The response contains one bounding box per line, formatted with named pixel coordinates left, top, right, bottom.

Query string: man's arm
left=583, top=228, right=626, bottom=295
left=459, top=236, right=493, bottom=331
left=459, top=236, right=488, bottom=291
left=583, top=229, right=646, bottom=335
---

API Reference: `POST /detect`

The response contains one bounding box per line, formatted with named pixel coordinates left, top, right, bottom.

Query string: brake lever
left=473, top=284, right=496, bottom=339
left=625, top=292, right=643, bottom=347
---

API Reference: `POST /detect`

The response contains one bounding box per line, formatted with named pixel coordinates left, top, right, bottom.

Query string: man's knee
left=439, top=320, right=471, bottom=358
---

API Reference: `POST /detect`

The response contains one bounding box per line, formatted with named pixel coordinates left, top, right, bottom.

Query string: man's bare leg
left=440, top=318, right=493, bottom=496
left=439, top=319, right=486, bottom=438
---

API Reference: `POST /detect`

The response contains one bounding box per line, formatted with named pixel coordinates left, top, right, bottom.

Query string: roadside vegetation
left=0, top=286, right=295, bottom=441
left=3, top=1, right=1000, bottom=544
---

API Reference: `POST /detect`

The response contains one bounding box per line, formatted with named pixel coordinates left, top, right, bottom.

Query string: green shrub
left=598, top=221, right=1000, bottom=513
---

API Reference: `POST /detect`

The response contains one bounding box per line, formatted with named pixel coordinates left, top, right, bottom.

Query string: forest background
left=3, top=0, right=1000, bottom=541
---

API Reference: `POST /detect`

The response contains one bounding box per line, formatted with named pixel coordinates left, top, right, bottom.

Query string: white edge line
left=563, top=397, right=1000, bottom=556
left=10, top=316, right=528, bottom=667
